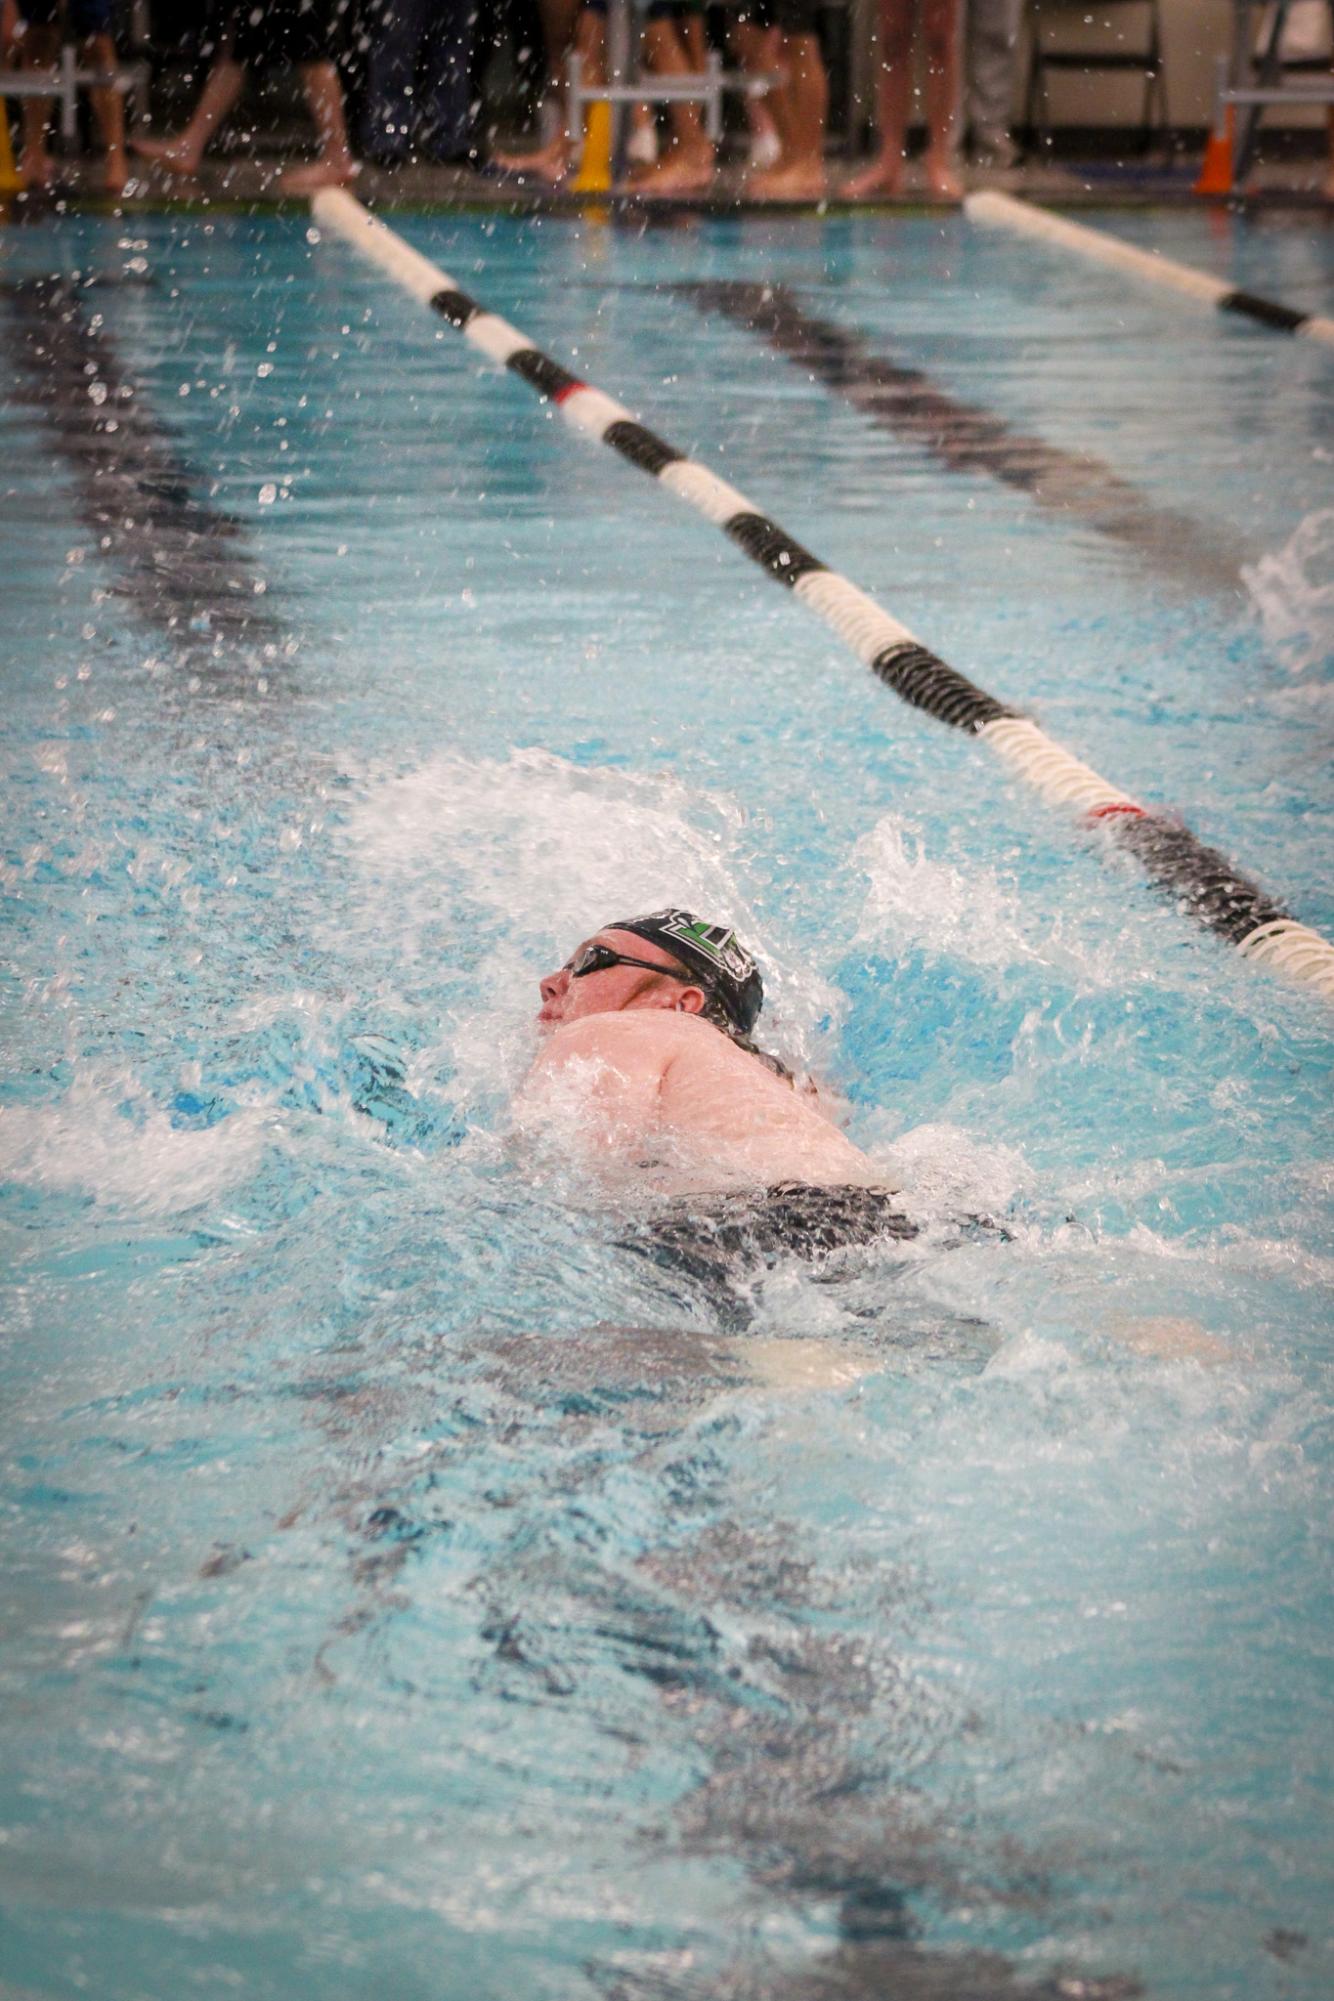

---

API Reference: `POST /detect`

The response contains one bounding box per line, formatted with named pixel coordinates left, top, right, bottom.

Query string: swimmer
left=522, top=911, right=1228, bottom=1355
left=522, top=909, right=917, bottom=1263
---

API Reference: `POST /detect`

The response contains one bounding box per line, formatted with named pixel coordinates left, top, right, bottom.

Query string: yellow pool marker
left=569, top=99, right=613, bottom=194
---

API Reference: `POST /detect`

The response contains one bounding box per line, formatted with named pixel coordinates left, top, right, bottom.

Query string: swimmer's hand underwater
left=522, top=915, right=898, bottom=1198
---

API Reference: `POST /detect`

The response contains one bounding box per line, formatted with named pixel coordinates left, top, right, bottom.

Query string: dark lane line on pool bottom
left=3, top=274, right=285, bottom=665
left=292, top=1318, right=1142, bottom=2001
left=678, top=280, right=1252, bottom=602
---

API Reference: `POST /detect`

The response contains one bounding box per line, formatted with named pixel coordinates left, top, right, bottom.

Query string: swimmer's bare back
left=522, top=1010, right=897, bottom=1196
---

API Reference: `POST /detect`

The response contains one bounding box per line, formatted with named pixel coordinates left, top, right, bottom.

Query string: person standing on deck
left=965, top=0, right=1020, bottom=166
left=493, top=0, right=717, bottom=195
left=15, top=0, right=129, bottom=193
left=842, top=0, right=963, bottom=199
left=358, top=0, right=476, bottom=167
left=131, top=0, right=357, bottom=193
left=745, top=0, right=829, bottom=200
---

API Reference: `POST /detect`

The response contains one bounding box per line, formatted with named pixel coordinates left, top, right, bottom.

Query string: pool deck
left=3, top=148, right=1333, bottom=218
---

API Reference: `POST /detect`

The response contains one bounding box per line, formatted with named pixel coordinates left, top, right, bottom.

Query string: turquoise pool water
left=1, top=204, right=1331, bottom=2000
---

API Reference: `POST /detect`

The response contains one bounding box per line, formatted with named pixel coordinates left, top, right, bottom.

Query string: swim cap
left=607, top=909, right=764, bottom=1035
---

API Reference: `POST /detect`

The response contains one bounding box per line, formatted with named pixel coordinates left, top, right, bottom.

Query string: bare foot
left=923, top=150, right=963, bottom=201
left=747, top=158, right=826, bottom=202
left=18, top=147, right=56, bottom=189
left=490, top=138, right=569, bottom=186
left=840, top=153, right=903, bottom=201
left=131, top=134, right=203, bottom=177
left=621, top=146, right=714, bottom=198
left=280, top=154, right=360, bottom=194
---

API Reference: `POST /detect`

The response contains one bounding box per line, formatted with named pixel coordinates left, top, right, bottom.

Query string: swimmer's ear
left=671, top=985, right=708, bottom=1015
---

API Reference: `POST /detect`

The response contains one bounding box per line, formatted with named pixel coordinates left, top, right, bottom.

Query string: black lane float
left=966, top=192, right=1334, bottom=347
left=310, top=188, right=1334, bottom=1006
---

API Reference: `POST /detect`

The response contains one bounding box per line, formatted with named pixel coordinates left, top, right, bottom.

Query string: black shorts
left=632, top=1182, right=920, bottom=1293
left=212, top=0, right=336, bottom=68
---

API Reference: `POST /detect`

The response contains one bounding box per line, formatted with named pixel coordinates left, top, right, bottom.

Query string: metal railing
left=0, top=44, right=148, bottom=143
left=1213, top=0, right=1334, bottom=182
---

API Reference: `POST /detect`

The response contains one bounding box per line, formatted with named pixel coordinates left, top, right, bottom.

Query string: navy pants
left=360, top=0, right=475, bottom=162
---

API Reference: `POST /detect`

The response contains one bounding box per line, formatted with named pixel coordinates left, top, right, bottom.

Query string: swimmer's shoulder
left=538, top=1010, right=680, bottom=1068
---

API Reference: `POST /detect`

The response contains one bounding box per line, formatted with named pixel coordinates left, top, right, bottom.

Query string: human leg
left=18, top=16, right=60, bottom=187
left=415, top=0, right=477, bottom=160
left=629, top=5, right=714, bottom=192
left=491, top=0, right=584, bottom=178
left=81, top=29, right=128, bottom=190
left=965, top=0, right=1019, bottom=160
left=920, top=0, right=962, bottom=195
left=282, top=59, right=358, bottom=189
left=730, top=8, right=782, bottom=166
left=132, top=54, right=246, bottom=174
left=841, top=0, right=912, bottom=197
left=748, top=23, right=826, bottom=198
left=359, top=0, right=416, bottom=162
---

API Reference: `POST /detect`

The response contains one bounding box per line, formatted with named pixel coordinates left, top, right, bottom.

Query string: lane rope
left=678, top=278, right=1250, bottom=597
left=965, top=190, right=1334, bottom=349
left=310, top=188, right=1334, bottom=1005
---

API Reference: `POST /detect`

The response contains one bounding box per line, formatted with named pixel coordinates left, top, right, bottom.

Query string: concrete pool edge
left=2, top=152, right=1334, bottom=220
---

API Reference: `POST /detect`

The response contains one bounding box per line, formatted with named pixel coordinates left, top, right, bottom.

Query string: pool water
left=1, top=204, right=1331, bottom=2001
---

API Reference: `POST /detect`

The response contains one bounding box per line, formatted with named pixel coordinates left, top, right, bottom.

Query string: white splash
left=338, top=747, right=844, bottom=1107
left=1242, top=507, right=1334, bottom=676
left=877, top=1120, right=1033, bottom=1220
left=342, top=747, right=748, bottom=928
left=853, top=815, right=1150, bottom=987
left=0, top=1074, right=270, bottom=1216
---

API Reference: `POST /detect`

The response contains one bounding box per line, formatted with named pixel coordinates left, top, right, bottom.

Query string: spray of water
left=1242, top=507, right=1334, bottom=676
left=0, top=1070, right=272, bottom=1216
left=340, top=747, right=846, bottom=1112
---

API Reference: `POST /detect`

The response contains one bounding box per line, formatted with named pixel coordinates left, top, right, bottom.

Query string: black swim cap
left=607, top=909, right=764, bottom=1035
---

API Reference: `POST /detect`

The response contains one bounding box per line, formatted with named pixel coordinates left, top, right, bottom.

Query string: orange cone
left=1194, top=102, right=1235, bottom=196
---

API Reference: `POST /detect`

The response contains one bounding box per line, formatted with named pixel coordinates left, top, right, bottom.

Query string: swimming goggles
left=567, top=942, right=700, bottom=987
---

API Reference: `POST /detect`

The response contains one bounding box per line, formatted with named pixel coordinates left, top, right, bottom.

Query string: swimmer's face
left=536, top=928, right=706, bottom=1031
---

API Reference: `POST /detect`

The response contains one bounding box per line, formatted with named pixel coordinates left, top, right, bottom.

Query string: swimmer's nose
left=539, top=966, right=568, bottom=1003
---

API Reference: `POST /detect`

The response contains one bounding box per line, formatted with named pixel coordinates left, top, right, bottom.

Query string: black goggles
left=566, top=942, right=700, bottom=987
